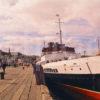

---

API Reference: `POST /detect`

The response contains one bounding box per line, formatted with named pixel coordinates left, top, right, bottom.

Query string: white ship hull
left=41, top=56, right=100, bottom=92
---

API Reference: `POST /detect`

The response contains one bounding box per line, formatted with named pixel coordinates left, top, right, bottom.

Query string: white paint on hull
left=42, top=56, right=100, bottom=74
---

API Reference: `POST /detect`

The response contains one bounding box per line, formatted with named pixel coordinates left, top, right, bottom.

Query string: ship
left=36, top=15, right=100, bottom=92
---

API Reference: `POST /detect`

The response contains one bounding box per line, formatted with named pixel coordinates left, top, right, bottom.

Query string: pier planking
left=0, top=66, right=52, bottom=100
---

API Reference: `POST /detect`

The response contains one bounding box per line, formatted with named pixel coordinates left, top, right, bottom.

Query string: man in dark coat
left=0, top=59, right=2, bottom=69
left=2, top=60, right=7, bottom=74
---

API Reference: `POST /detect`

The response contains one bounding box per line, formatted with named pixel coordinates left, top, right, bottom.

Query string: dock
left=0, top=66, right=52, bottom=100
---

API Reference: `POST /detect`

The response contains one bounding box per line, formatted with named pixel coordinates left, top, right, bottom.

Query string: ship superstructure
left=41, top=42, right=80, bottom=64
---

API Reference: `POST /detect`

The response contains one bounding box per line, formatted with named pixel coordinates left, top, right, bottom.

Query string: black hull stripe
left=44, top=73, right=100, bottom=92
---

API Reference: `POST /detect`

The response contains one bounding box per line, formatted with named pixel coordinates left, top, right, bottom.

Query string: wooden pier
left=0, top=66, right=52, bottom=100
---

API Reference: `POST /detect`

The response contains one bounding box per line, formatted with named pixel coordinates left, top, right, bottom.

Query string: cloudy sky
left=0, top=0, right=100, bottom=55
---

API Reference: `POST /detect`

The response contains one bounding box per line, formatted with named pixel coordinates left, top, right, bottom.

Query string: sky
left=0, top=0, right=100, bottom=55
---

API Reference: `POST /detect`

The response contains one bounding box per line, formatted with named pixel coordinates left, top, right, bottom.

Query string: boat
left=36, top=15, right=100, bottom=92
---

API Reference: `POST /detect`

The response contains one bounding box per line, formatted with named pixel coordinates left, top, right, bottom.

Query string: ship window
left=54, top=69, right=58, bottom=72
left=51, top=69, right=53, bottom=72
left=71, top=68, right=73, bottom=70
left=50, top=69, right=52, bottom=72
left=46, top=60, right=49, bottom=63
left=54, top=69, right=57, bottom=72
left=50, top=69, right=58, bottom=72
left=79, top=68, right=82, bottom=70
left=56, top=69, right=58, bottom=72
left=64, top=57, right=68, bottom=60
left=53, top=69, right=54, bottom=72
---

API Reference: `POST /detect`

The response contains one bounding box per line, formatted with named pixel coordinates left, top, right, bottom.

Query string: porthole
left=71, top=68, right=73, bottom=70
left=46, top=60, right=49, bottom=63
left=79, top=68, right=82, bottom=70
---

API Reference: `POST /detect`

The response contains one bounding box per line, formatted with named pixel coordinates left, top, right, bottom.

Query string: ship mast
left=56, top=14, right=63, bottom=44
left=43, top=40, right=46, bottom=47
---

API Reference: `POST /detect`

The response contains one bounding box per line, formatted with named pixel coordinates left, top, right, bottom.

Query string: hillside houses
left=0, top=50, right=37, bottom=67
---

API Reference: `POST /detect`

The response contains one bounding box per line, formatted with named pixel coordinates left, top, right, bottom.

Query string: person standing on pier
left=32, top=62, right=45, bottom=85
left=2, top=60, right=7, bottom=74
left=31, top=62, right=36, bottom=74
left=0, top=59, right=2, bottom=69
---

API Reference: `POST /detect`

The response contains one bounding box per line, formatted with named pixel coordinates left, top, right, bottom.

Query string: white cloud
left=0, top=0, right=99, bottom=55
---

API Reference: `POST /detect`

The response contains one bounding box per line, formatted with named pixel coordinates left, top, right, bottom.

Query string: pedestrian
left=0, top=59, right=2, bottom=69
left=2, top=60, right=7, bottom=74
left=22, top=66, right=25, bottom=70
left=32, top=62, right=36, bottom=74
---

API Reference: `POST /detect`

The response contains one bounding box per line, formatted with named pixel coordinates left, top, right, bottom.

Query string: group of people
left=0, top=59, right=7, bottom=74
left=32, top=62, right=45, bottom=85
